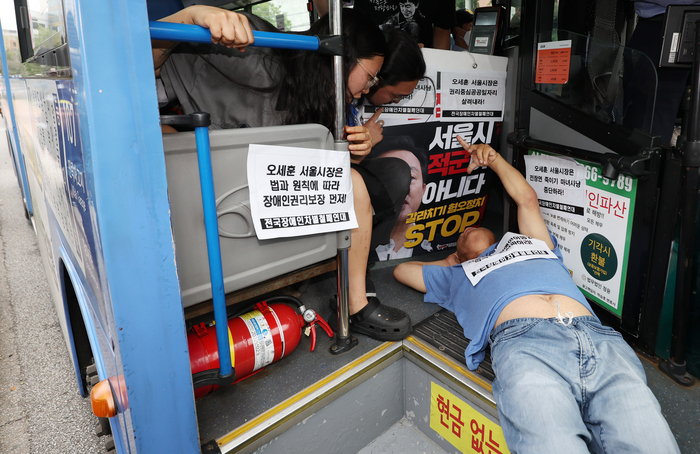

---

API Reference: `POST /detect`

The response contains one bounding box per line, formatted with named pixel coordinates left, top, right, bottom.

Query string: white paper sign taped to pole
left=247, top=144, right=358, bottom=240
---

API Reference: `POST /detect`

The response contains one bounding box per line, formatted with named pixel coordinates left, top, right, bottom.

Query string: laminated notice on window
left=524, top=153, right=586, bottom=216
left=526, top=150, right=638, bottom=316
left=247, top=144, right=358, bottom=240
left=536, top=40, right=572, bottom=84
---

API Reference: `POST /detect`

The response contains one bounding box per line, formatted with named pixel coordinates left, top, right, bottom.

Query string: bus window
left=25, top=0, right=66, bottom=58
left=253, top=0, right=312, bottom=31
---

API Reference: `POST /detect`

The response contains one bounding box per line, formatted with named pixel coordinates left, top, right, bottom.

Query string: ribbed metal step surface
left=412, top=309, right=495, bottom=382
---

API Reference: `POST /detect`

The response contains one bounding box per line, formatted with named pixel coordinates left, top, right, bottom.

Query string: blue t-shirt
left=422, top=234, right=596, bottom=370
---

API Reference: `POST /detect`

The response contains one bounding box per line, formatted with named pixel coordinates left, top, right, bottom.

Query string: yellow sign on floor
left=430, top=382, right=511, bottom=454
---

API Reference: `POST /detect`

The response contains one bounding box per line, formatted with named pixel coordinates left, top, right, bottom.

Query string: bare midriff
left=494, top=294, right=592, bottom=329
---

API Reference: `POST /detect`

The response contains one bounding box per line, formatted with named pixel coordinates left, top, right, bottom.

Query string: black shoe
left=329, top=296, right=412, bottom=341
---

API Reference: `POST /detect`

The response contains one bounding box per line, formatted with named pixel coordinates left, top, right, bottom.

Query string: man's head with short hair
left=456, top=226, right=496, bottom=262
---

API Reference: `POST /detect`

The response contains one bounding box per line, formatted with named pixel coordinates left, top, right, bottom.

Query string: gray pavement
left=0, top=123, right=106, bottom=454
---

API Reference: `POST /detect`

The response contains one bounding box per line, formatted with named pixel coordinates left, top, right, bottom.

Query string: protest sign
left=361, top=49, right=508, bottom=261
left=247, top=144, right=358, bottom=240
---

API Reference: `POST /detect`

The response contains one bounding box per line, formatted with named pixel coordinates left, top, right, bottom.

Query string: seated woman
left=153, top=6, right=424, bottom=341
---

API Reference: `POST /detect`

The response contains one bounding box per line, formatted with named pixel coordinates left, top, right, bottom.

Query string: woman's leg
left=349, top=168, right=372, bottom=314
left=338, top=169, right=411, bottom=341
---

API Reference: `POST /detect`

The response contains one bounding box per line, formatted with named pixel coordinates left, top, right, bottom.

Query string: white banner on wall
left=247, top=144, right=358, bottom=240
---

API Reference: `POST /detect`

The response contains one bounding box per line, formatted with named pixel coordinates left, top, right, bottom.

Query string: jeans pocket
left=489, top=318, right=543, bottom=350
left=581, top=320, right=622, bottom=338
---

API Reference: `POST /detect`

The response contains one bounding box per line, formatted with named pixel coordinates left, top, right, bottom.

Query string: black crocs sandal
left=329, top=297, right=412, bottom=341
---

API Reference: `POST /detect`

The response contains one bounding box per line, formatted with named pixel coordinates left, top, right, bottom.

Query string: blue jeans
left=488, top=316, right=680, bottom=454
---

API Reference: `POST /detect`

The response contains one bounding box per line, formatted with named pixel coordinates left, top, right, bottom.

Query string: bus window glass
left=534, top=29, right=658, bottom=134
left=250, top=0, right=313, bottom=31
left=459, top=1, right=492, bottom=10
left=1, top=3, right=22, bottom=74
left=509, top=0, right=521, bottom=28
left=27, top=0, right=66, bottom=56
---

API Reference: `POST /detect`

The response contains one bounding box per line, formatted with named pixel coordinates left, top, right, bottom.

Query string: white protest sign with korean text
left=526, top=151, right=637, bottom=316
left=440, top=70, right=506, bottom=121
left=524, top=154, right=586, bottom=216
left=247, top=144, right=358, bottom=240
left=461, top=232, right=558, bottom=286
left=361, top=49, right=507, bottom=127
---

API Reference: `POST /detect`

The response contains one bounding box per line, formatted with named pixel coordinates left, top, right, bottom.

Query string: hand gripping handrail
left=149, top=21, right=322, bottom=51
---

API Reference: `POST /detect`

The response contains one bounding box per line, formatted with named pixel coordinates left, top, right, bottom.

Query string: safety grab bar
left=149, top=21, right=323, bottom=52
left=161, top=113, right=235, bottom=384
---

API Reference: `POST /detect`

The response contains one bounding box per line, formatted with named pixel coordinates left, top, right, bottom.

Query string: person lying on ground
left=393, top=138, right=680, bottom=453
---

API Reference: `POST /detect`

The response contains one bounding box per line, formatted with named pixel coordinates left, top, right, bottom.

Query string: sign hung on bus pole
left=247, top=144, right=358, bottom=240
left=525, top=151, right=637, bottom=317
left=360, top=49, right=508, bottom=262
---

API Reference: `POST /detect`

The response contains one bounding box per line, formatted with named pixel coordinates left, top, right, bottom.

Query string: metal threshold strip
left=216, top=341, right=403, bottom=453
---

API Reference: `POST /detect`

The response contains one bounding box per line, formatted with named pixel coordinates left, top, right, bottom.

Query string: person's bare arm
left=393, top=252, right=460, bottom=293
left=432, top=26, right=452, bottom=50
left=153, top=6, right=254, bottom=74
left=458, top=137, right=553, bottom=249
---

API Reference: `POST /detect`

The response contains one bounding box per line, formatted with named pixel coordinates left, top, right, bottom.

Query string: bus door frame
left=512, top=0, right=673, bottom=353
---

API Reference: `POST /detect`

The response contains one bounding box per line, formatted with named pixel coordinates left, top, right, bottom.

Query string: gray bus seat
left=163, top=124, right=343, bottom=308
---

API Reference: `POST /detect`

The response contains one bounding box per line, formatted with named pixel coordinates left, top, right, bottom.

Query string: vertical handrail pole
left=193, top=113, right=233, bottom=378
left=329, top=0, right=355, bottom=353
left=330, top=0, right=345, bottom=141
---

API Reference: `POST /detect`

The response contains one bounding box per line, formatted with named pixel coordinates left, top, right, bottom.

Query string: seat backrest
left=163, top=124, right=340, bottom=307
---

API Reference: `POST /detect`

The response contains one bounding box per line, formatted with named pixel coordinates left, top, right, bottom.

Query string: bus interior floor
left=194, top=251, right=700, bottom=454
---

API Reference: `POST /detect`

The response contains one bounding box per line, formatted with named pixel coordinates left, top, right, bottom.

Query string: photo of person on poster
left=370, top=135, right=429, bottom=261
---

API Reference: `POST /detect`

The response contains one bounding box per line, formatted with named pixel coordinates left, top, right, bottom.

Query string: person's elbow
left=517, top=185, right=540, bottom=211
left=393, top=263, right=409, bottom=285
left=393, top=263, right=427, bottom=293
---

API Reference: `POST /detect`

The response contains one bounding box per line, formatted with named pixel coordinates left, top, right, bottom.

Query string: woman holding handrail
left=153, top=5, right=420, bottom=340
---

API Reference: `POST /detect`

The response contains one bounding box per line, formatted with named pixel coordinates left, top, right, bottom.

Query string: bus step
left=412, top=309, right=495, bottom=382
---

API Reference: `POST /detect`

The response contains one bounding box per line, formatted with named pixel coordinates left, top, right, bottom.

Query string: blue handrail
left=149, top=21, right=320, bottom=51
left=194, top=124, right=233, bottom=378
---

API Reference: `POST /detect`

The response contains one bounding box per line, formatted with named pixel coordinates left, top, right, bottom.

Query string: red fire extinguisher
left=188, top=296, right=333, bottom=399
